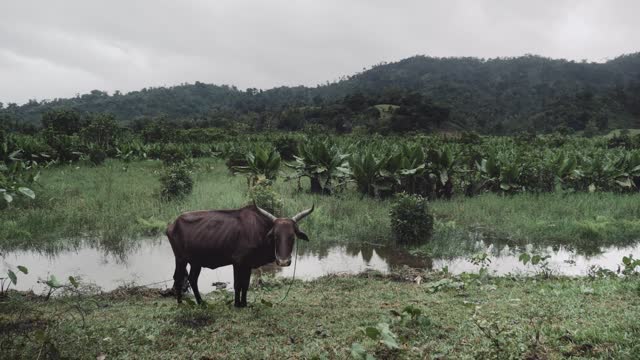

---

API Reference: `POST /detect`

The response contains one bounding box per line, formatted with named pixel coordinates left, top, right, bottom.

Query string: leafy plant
left=0, top=265, right=28, bottom=297
left=85, top=143, right=107, bottom=166
left=248, top=182, right=283, bottom=217
left=287, top=139, right=349, bottom=194
left=351, top=322, right=400, bottom=359
left=157, top=143, right=189, bottom=164
left=621, top=254, right=640, bottom=276
left=389, top=193, right=433, bottom=245
left=519, top=253, right=552, bottom=277
left=159, top=162, right=194, bottom=200
left=232, top=145, right=281, bottom=187
left=348, top=150, right=394, bottom=197
left=0, top=150, right=38, bottom=206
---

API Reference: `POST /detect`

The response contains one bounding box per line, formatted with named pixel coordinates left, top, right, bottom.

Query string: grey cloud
left=1, top=0, right=638, bottom=104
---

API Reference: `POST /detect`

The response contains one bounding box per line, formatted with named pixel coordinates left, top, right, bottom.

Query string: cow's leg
left=240, top=268, right=252, bottom=307
left=188, top=265, right=203, bottom=304
left=173, top=258, right=187, bottom=304
left=233, top=265, right=251, bottom=308
left=233, top=264, right=242, bottom=307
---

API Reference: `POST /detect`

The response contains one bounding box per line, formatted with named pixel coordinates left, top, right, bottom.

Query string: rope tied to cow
left=276, top=240, right=299, bottom=304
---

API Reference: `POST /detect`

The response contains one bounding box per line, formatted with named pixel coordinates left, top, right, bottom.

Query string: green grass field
left=2, top=272, right=639, bottom=359
left=2, top=157, right=640, bottom=359
left=2, top=158, right=640, bottom=257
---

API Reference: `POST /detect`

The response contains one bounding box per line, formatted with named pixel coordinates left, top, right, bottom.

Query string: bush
left=158, top=143, right=188, bottom=164
left=273, top=136, right=299, bottom=160
left=87, top=146, right=107, bottom=166
left=389, top=193, right=433, bottom=245
left=248, top=182, right=283, bottom=217
left=160, top=162, right=194, bottom=200
left=89, top=148, right=107, bottom=165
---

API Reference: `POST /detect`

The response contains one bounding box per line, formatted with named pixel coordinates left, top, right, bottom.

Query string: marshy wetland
left=2, top=134, right=640, bottom=358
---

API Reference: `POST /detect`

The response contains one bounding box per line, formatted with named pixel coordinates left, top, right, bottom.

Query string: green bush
left=158, top=144, right=189, bottom=164
left=87, top=145, right=107, bottom=166
left=248, top=182, right=283, bottom=217
left=389, top=193, right=433, bottom=245
left=160, top=162, right=194, bottom=200
left=273, top=136, right=299, bottom=160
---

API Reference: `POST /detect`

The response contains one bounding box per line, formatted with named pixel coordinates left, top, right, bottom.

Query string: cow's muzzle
left=276, top=258, right=291, bottom=267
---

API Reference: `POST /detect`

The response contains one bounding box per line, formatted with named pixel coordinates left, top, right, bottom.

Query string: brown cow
left=166, top=204, right=314, bottom=307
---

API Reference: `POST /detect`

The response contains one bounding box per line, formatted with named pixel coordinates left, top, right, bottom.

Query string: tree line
left=2, top=53, right=640, bottom=135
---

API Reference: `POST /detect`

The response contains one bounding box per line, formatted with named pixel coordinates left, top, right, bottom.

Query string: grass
left=0, top=159, right=390, bottom=253
left=1, top=272, right=639, bottom=359
left=2, top=158, right=640, bottom=257
left=3, top=160, right=640, bottom=358
left=431, top=192, right=640, bottom=255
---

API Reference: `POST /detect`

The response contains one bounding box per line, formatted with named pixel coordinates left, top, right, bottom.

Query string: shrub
left=389, top=193, right=433, bottom=245
left=86, top=145, right=107, bottom=166
left=273, top=136, right=299, bottom=160
left=248, top=181, right=283, bottom=217
left=160, top=162, right=193, bottom=200
left=158, top=143, right=188, bottom=164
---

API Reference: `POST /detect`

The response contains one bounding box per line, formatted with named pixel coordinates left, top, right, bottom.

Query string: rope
left=276, top=241, right=299, bottom=304
left=136, top=278, right=173, bottom=288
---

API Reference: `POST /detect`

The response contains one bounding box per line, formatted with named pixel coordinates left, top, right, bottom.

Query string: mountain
left=2, top=53, right=640, bottom=134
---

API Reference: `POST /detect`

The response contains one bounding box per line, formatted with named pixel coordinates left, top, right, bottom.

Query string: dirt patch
left=0, top=318, right=49, bottom=335
left=175, top=312, right=215, bottom=328
left=103, top=285, right=165, bottom=300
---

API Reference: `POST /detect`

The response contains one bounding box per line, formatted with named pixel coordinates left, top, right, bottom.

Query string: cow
left=166, top=203, right=314, bottom=307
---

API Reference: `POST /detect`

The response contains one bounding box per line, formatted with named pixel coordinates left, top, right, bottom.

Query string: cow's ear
left=295, top=229, right=309, bottom=241
left=266, top=228, right=274, bottom=239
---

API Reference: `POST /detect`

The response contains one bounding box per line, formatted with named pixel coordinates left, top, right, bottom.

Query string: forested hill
left=2, top=53, right=640, bottom=134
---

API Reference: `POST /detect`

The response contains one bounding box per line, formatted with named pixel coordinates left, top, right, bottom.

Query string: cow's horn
left=292, top=204, right=314, bottom=223
left=255, top=202, right=277, bottom=222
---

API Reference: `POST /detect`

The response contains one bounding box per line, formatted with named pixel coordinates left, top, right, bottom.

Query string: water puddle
left=2, top=238, right=638, bottom=294
left=432, top=243, right=639, bottom=276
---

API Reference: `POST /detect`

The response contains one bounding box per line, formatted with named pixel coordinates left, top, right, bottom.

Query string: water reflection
left=1, top=237, right=639, bottom=294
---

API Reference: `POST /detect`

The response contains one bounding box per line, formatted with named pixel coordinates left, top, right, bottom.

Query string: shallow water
left=2, top=238, right=639, bottom=294
left=432, top=243, right=639, bottom=276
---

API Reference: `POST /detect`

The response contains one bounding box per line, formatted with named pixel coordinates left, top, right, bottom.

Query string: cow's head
left=255, top=204, right=314, bottom=267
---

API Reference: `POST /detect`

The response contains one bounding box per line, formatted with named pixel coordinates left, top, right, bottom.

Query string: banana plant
left=386, top=144, right=428, bottom=195
left=610, top=151, right=640, bottom=191
left=349, top=150, right=393, bottom=197
left=286, top=139, right=349, bottom=194
left=573, top=152, right=625, bottom=192
left=550, top=152, right=578, bottom=186
left=231, top=146, right=281, bottom=187
left=475, top=153, right=523, bottom=194
left=426, top=146, right=457, bottom=198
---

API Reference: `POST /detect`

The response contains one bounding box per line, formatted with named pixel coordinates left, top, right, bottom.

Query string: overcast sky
left=1, top=0, right=638, bottom=104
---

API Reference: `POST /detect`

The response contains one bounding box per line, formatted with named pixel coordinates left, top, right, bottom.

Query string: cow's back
left=167, top=206, right=272, bottom=268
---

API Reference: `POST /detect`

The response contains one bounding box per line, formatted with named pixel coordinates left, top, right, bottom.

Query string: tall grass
left=431, top=192, right=640, bottom=253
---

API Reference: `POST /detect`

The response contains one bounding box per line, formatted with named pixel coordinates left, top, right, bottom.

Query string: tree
left=81, top=113, right=121, bottom=148
left=41, top=108, right=84, bottom=135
